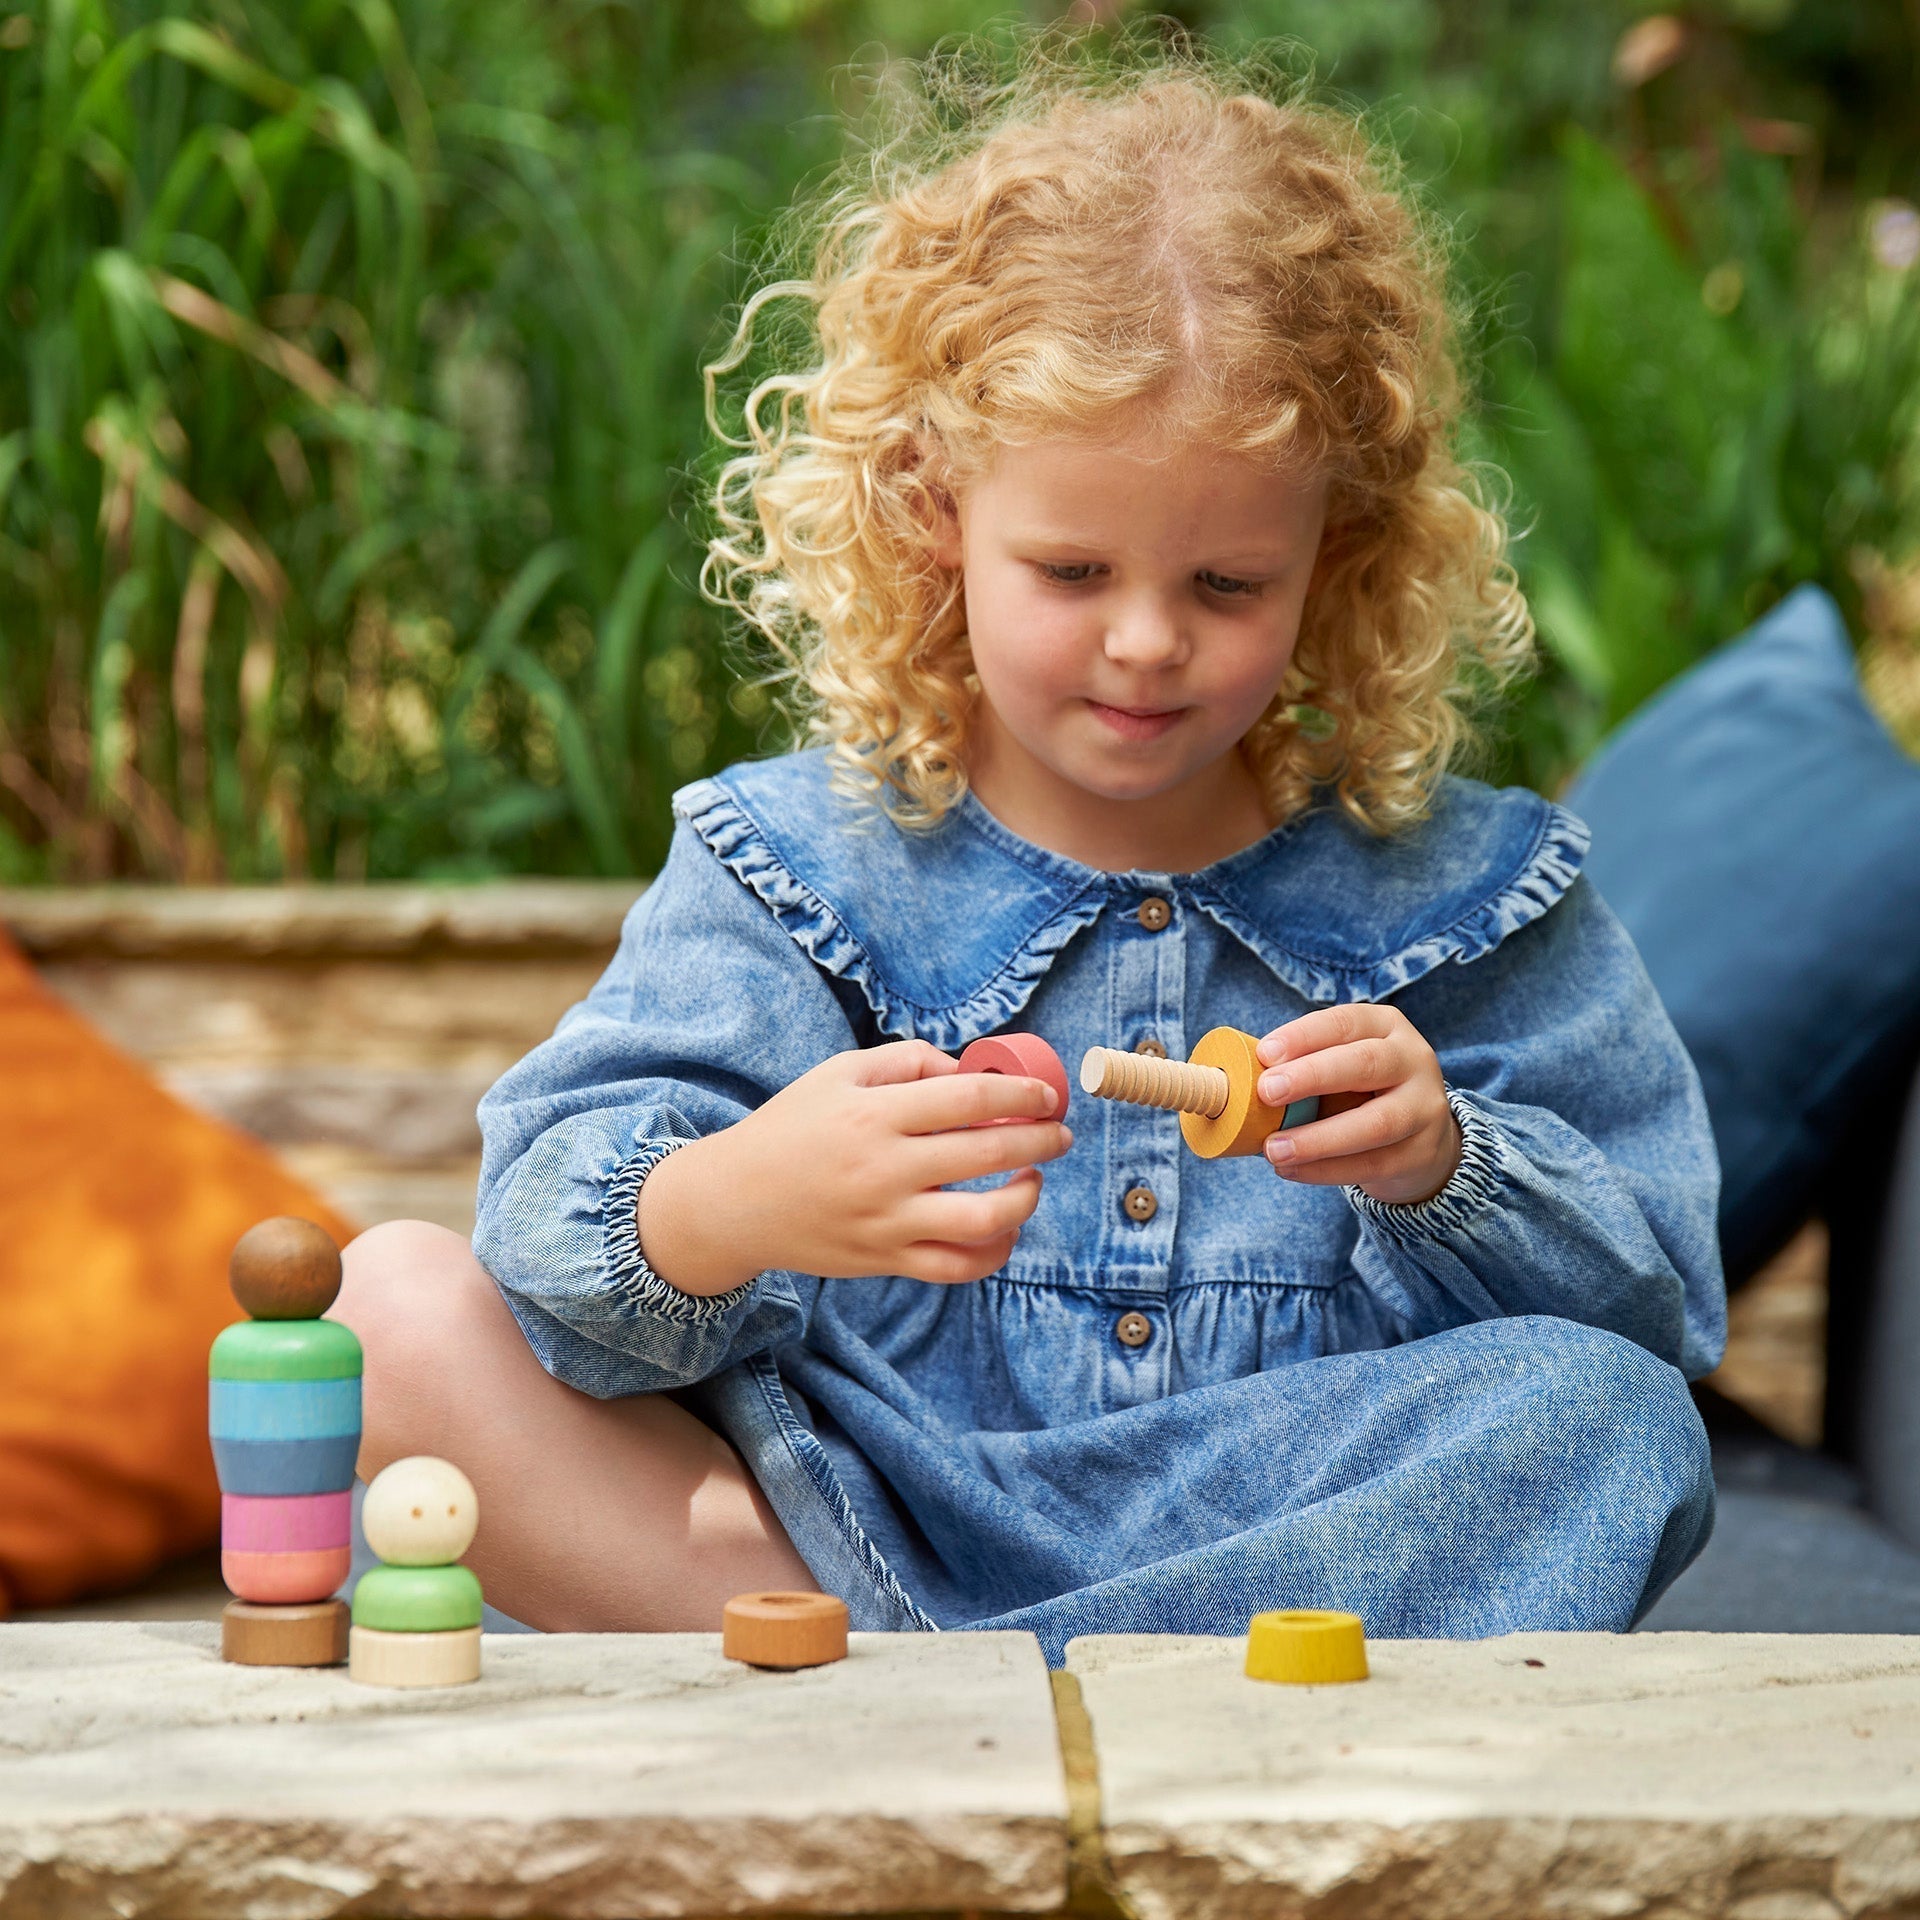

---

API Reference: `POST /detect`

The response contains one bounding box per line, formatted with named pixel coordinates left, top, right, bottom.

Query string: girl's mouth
left=1087, top=700, right=1184, bottom=742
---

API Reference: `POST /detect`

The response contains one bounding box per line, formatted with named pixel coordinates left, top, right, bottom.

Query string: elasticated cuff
left=602, top=1138, right=759, bottom=1325
left=1344, top=1087, right=1505, bottom=1252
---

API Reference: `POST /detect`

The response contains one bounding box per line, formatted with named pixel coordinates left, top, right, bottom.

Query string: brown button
left=1123, top=1185, right=1158, bottom=1224
left=1133, top=1036, right=1168, bottom=1058
left=1115, top=1311, right=1153, bottom=1348
left=1137, top=896, right=1172, bottom=932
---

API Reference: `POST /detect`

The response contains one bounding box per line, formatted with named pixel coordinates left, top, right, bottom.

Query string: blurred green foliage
left=2, top=0, right=1918, bottom=880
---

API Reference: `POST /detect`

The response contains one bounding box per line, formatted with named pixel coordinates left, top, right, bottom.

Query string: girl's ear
left=906, top=433, right=963, bottom=568
left=927, top=483, right=963, bottom=570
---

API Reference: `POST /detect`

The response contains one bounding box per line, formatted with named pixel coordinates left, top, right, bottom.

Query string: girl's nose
left=1103, top=598, right=1190, bottom=671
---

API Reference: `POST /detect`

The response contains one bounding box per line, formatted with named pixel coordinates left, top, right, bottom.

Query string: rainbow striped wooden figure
left=210, top=1217, right=359, bottom=1666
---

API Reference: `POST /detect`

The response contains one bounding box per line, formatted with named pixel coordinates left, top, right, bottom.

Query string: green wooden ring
left=351, top=1563, right=484, bottom=1632
left=210, top=1319, right=363, bottom=1382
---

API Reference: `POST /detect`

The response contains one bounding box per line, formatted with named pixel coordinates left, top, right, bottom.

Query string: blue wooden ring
left=209, top=1378, right=361, bottom=1441
left=211, top=1433, right=359, bottom=1497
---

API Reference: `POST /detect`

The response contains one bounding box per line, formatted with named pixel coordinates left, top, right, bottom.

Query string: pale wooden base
left=221, top=1598, right=349, bottom=1667
left=348, top=1623, right=482, bottom=1688
left=722, top=1591, right=848, bottom=1669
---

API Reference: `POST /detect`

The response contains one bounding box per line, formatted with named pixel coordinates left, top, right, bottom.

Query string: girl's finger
left=1266, top=1151, right=1402, bottom=1188
left=899, top=1233, right=1021, bottom=1286
left=906, top=1119, right=1074, bottom=1188
left=1255, top=1003, right=1398, bottom=1068
left=900, top=1169, right=1043, bottom=1247
left=1256, top=1036, right=1412, bottom=1107
left=1263, top=1088, right=1424, bottom=1165
left=846, top=1039, right=963, bottom=1086
left=886, top=1070, right=1065, bottom=1132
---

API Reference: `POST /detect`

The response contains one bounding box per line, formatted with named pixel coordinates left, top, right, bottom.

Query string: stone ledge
left=11, top=1624, right=1920, bottom=1920
left=0, top=1623, right=1069, bottom=1919
left=1067, top=1629, right=1920, bottom=1920
left=0, top=881, right=645, bottom=959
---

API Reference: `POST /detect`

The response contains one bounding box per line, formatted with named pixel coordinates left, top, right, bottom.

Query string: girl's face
left=935, top=433, right=1328, bottom=867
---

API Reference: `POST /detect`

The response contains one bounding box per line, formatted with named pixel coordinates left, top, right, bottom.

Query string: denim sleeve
left=1343, top=875, right=1728, bottom=1379
left=472, top=820, right=848, bottom=1397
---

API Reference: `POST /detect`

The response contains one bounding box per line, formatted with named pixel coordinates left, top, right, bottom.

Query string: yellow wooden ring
left=1179, top=1028, right=1269, bottom=1158
left=1244, top=1608, right=1369, bottom=1685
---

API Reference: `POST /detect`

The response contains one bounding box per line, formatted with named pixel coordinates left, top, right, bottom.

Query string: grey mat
left=1644, top=1433, right=1920, bottom=1633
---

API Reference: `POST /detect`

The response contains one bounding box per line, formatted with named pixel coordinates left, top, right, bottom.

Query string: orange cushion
left=0, top=927, right=355, bottom=1613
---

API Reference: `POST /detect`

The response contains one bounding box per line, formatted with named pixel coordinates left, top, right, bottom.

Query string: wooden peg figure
left=349, top=1456, right=485, bottom=1688
left=211, top=1216, right=358, bottom=1666
left=1079, top=1026, right=1320, bottom=1158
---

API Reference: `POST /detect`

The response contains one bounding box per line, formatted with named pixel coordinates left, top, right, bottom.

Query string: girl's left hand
left=1254, top=1006, right=1461, bottom=1205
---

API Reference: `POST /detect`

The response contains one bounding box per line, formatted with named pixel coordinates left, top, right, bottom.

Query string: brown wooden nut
left=221, top=1598, right=349, bottom=1667
left=230, top=1217, right=343, bottom=1320
left=722, top=1591, right=849, bottom=1669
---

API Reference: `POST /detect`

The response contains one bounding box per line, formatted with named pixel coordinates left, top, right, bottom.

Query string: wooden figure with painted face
left=349, top=1456, right=486, bottom=1688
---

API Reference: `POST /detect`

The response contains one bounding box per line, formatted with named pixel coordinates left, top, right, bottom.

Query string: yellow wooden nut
left=1244, top=1608, right=1369, bottom=1685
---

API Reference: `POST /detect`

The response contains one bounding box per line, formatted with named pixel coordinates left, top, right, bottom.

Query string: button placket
left=1096, top=883, right=1182, bottom=1408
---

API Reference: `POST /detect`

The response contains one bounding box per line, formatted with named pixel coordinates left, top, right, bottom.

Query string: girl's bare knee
left=336, top=1220, right=500, bottom=1354
left=332, top=1219, right=513, bottom=1474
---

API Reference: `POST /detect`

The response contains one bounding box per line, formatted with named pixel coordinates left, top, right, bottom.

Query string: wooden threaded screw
left=1079, top=1047, right=1230, bottom=1119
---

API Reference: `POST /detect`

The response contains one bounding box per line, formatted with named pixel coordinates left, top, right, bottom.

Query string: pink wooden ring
left=957, top=1034, right=1070, bottom=1124
left=222, top=1545, right=352, bottom=1605
left=222, top=1489, right=352, bottom=1554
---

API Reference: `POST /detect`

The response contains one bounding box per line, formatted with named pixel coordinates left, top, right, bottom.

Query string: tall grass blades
left=3, top=1, right=1917, bottom=880
left=0, top=0, right=825, bottom=881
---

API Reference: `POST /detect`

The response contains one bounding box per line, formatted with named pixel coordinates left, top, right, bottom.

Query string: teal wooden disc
left=209, top=1319, right=362, bottom=1382
left=352, top=1563, right=484, bottom=1632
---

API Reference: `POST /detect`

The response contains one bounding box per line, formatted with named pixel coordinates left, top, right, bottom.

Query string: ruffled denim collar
left=675, top=748, right=1588, bottom=1051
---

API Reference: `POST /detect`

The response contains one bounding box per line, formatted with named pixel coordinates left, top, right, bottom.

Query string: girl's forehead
left=971, top=432, right=1325, bottom=503
left=966, top=436, right=1328, bottom=551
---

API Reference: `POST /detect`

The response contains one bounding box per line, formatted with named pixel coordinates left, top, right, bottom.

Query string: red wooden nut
left=956, top=1034, right=1070, bottom=1125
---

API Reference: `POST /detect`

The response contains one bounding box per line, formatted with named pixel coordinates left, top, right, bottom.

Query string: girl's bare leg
left=329, top=1219, right=816, bottom=1632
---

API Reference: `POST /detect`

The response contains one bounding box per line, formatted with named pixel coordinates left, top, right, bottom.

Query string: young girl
left=336, top=54, right=1724, bottom=1658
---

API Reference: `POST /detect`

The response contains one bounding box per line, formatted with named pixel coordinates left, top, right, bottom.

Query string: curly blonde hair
left=704, top=36, right=1534, bottom=836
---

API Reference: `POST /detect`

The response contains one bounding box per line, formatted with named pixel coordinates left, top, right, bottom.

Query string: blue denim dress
left=476, top=749, right=1724, bottom=1660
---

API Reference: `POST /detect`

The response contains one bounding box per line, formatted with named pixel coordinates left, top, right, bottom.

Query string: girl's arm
left=1338, top=875, right=1726, bottom=1378
left=473, top=819, right=1070, bottom=1399
left=471, top=817, right=855, bottom=1397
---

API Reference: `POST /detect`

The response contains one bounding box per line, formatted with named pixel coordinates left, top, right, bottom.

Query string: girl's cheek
left=1213, top=613, right=1301, bottom=706
left=977, top=593, right=1095, bottom=705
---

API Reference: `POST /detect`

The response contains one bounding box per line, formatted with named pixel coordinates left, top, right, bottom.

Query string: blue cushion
left=1566, top=585, right=1920, bottom=1282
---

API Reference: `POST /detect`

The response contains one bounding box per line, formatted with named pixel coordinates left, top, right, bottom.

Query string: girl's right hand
left=636, top=1040, right=1073, bottom=1297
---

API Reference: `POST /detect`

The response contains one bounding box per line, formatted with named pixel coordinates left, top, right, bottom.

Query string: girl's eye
left=1199, top=571, right=1262, bottom=599
left=1037, top=562, right=1101, bottom=585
